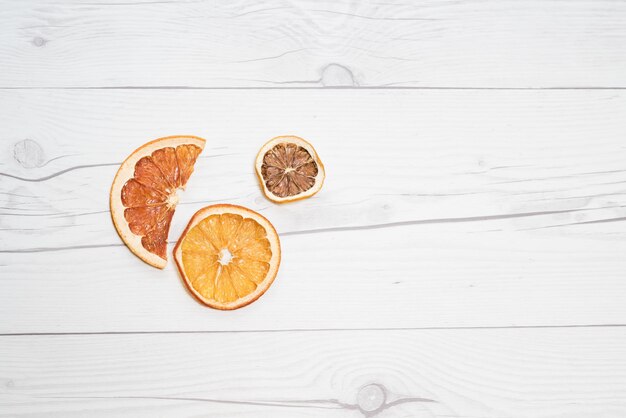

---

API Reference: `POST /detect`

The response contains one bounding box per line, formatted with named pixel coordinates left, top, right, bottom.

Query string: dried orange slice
left=110, top=135, right=205, bottom=268
left=255, top=136, right=325, bottom=203
left=174, top=204, right=281, bottom=310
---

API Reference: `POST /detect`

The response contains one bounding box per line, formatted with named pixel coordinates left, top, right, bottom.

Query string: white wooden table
left=1, top=1, right=626, bottom=417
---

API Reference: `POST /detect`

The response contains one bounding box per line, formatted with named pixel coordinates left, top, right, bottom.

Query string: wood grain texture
left=1, top=0, right=626, bottom=88
left=2, top=328, right=626, bottom=417
left=1, top=89, right=625, bottom=333
left=3, top=220, right=626, bottom=333
left=1, top=1, right=624, bottom=416
left=1, top=89, right=625, bottom=250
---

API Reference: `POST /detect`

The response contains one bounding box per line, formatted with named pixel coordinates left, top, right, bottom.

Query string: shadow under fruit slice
left=255, top=135, right=325, bottom=203
left=110, top=136, right=206, bottom=268
left=174, top=204, right=281, bottom=310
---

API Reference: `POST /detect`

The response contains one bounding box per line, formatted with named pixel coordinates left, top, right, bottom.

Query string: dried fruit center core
left=261, top=143, right=319, bottom=198
left=166, top=190, right=180, bottom=208
left=219, top=248, right=233, bottom=265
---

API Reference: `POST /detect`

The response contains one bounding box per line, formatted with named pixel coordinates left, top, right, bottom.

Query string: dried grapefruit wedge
left=255, top=136, right=325, bottom=203
left=174, top=204, right=281, bottom=310
left=110, top=136, right=205, bottom=268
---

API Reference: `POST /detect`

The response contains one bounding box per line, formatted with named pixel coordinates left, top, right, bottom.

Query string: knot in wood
left=321, top=63, right=357, bottom=87
left=357, top=383, right=386, bottom=412
left=32, top=37, right=46, bottom=47
left=14, top=139, right=45, bottom=168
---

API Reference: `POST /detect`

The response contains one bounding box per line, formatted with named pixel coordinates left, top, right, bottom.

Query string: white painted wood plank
left=1, top=0, right=625, bottom=88
left=1, top=89, right=625, bottom=333
left=2, top=223, right=626, bottom=333
left=1, top=328, right=625, bottom=417
left=1, top=89, right=625, bottom=251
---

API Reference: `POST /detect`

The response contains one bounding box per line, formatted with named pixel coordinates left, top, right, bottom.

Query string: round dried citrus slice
left=110, top=135, right=205, bottom=269
left=255, top=136, right=325, bottom=203
left=174, top=204, right=281, bottom=310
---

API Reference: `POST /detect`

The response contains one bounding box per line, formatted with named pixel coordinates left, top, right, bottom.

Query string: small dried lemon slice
left=173, top=204, right=281, bottom=310
left=255, top=136, right=325, bottom=203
